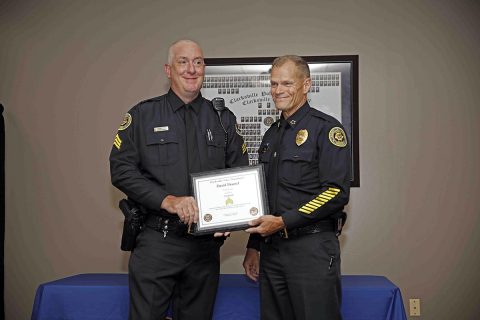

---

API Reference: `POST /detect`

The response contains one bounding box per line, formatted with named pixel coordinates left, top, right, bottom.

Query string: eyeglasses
left=174, top=58, right=205, bottom=69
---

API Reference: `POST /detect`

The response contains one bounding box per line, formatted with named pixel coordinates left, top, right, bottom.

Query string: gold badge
left=296, top=129, right=308, bottom=146
left=118, top=113, right=132, bottom=131
left=225, top=197, right=234, bottom=206
left=329, top=127, right=347, bottom=147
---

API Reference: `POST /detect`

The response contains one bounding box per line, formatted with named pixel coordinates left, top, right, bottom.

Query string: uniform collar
left=283, top=102, right=310, bottom=128
left=167, top=89, right=203, bottom=114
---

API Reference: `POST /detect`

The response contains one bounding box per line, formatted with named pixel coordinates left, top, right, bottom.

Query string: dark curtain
left=0, top=104, right=4, bottom=318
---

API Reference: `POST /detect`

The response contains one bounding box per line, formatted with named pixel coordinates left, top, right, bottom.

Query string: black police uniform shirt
left=247, top=102, right=351, bottom=249
left=110, top=89, right=249, bottom=214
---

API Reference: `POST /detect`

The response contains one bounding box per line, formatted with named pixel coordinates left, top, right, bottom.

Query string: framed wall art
left=201, top=55, right=359, bottom=187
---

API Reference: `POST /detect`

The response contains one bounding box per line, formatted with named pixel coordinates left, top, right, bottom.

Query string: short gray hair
left=271, top=55, right=310, bottom=79
left=167, top=39, right=202, bottom=64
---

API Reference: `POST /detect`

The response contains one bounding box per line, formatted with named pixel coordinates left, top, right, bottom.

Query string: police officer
left=243, top=55, right=351, bottom=320
left=110, top=39, right=248, bottom=320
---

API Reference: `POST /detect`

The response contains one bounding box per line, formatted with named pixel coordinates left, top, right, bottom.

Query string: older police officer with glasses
left=110, top=40, right=248, bottom=319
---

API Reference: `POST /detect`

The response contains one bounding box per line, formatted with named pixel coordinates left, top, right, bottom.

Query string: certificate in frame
left=191, top=165, right=268, bottom=235
left=201, top=55, right=359, bottom=187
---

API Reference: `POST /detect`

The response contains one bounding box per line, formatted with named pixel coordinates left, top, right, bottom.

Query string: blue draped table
left=32, top=274, right=407, bottom=320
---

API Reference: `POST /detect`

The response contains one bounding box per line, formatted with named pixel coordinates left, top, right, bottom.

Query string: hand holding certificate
left=190, top=165, right=268, bottom=235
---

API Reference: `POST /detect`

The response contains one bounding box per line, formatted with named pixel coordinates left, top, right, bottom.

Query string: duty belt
left=276, top=219, right=337, bottom=239
left=144, top=215, right=215, bottom=240
left=144, top=215, right=188, bottom=238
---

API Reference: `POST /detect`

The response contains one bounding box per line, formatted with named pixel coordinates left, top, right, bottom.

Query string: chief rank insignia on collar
left=329, top=127, right=347, bottom=147
left=118, top=113, right=132, bottom=131
left=296, top=129, right=308, bottom=146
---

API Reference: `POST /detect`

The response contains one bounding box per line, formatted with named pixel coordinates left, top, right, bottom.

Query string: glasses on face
left=174, top=58, right=205, bottom=69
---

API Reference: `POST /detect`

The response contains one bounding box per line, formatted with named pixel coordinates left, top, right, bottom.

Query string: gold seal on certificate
left=190, top=165, right=268, bottom=235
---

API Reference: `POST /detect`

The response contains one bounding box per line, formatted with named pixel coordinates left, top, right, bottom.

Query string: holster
left=119, top=199, right=146, bottom=251
left=332, top=211, right=347, bottom=236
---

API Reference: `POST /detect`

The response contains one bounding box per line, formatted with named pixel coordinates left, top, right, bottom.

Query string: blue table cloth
left=32, top=274, right=406, bottom=320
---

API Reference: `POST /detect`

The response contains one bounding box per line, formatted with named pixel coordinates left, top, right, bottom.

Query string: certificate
left=191, top=165, right=268, bottom=235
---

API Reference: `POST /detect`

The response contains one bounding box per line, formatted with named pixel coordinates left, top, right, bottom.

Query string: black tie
left=184, top=104, right=201, bottom=175
left=268, top=118, right=287, bottom=215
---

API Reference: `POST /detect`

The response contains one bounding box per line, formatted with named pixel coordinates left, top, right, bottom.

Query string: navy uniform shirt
left=248, top=102, right=351, bottom=249
left=110, top=89, right=249, bottom=215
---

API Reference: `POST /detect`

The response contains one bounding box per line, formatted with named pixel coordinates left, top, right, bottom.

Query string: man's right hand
left=161, top=195, right=198, bottom=226
left=243, top=248, right=260, bottom=282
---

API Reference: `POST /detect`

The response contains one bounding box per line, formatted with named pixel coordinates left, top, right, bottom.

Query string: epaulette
left=309, top=108, right=342, bottom=126
left=138, top=96, right=163, bottom=105
left=131, top=96, right=165, bottom=112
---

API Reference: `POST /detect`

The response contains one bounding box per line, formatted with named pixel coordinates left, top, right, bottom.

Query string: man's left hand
left=245, top=215, right=285, bottom=237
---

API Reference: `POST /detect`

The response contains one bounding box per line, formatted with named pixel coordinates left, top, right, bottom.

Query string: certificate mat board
left=191, top=165, right=268, bottom=235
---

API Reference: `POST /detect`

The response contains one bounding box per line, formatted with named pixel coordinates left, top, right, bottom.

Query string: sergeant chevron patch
left=113, top=134, right=122, bottom=150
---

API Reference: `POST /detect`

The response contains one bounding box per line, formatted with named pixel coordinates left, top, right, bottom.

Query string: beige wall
left=1, top=0, right=479, bottom=319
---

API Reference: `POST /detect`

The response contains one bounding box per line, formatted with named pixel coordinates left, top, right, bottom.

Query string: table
left=32, top=274, right=407, bottom=320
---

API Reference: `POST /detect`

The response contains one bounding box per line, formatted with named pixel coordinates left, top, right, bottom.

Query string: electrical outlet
left=409, top=298, right=421, bottom=316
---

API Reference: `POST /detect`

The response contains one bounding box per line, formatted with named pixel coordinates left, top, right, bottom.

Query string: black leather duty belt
left=276, top=220, right=337, bottom=239
left=144, top=215, right=188, bottom=238
left=144, top=215, right=216, bottom=240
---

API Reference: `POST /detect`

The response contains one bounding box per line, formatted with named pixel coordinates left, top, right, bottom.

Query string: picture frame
left=201, top=55, right=359, bottom=187
left=191, top=165, right=268, bottom=235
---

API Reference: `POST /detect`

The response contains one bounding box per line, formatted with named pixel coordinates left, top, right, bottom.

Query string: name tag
left=154, top=126, right=169, bottom=132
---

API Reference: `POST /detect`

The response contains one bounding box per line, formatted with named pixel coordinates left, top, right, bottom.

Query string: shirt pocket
left=144, top=131, right=179, bottom=166
left=205, top=129, right=226, bottom=167
left=279, top=148, right=315, bottom=185
left=258, top=145, right=272, bottom=174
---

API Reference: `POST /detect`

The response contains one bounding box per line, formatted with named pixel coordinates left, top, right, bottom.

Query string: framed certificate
left=191, top=165, right=268, bottom=235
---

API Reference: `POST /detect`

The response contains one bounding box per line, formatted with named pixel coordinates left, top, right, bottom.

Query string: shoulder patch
left=329, top=127, right=347, bottom=147
left=118, top=113, right=132, bottom=131
left=235, top=123, right=243, bottom=136
left=264, top=116, right=275, bottom=127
